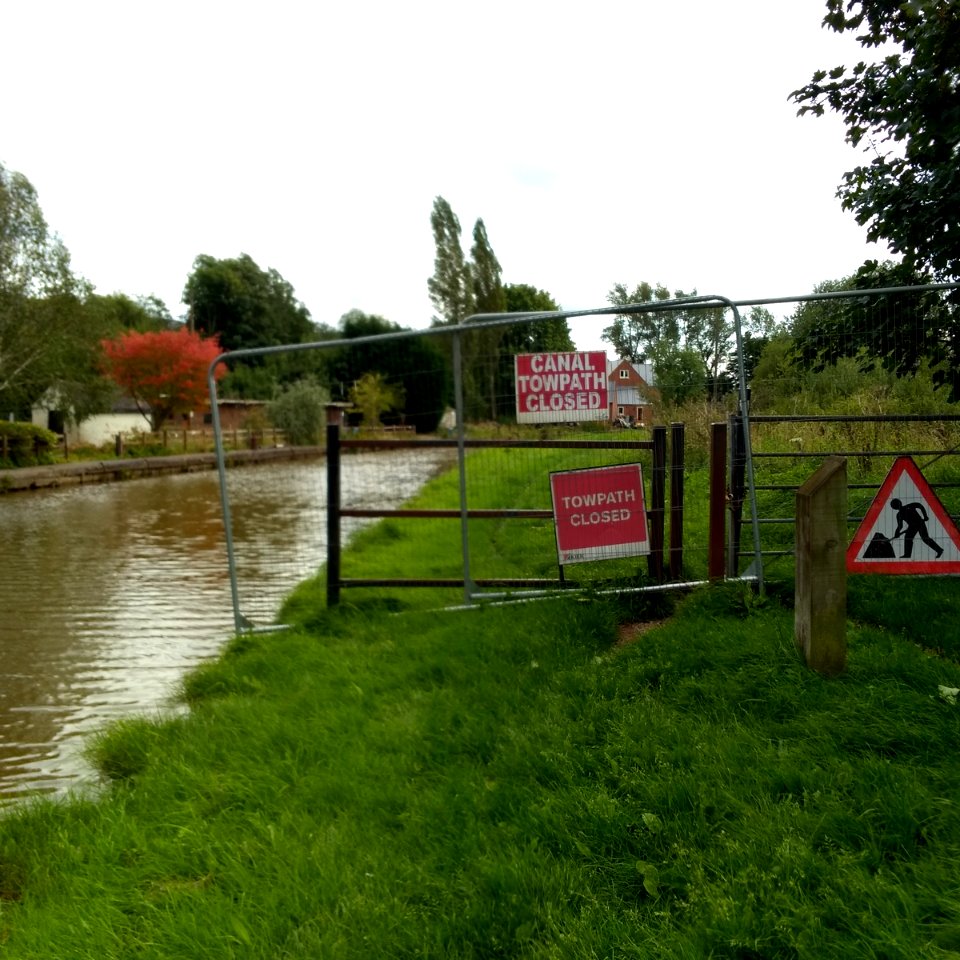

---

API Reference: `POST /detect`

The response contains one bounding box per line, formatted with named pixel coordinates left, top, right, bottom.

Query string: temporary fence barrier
left=207, top=296, right=756, bottom=632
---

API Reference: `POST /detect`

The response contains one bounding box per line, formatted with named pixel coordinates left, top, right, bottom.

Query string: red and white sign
left=550, top=463, right=649, bottom=565
left=847, top=456, right=960, bottom=574
left=515, top=351, right=608, bottom=423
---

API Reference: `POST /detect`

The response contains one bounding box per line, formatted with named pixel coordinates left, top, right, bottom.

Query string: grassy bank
left=3, top=448, right=960, bottom=957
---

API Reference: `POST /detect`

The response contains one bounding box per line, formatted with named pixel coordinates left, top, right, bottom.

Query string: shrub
left=267, top=378, right=330, bottom=445
left=0, top=421, right=58, bottom=467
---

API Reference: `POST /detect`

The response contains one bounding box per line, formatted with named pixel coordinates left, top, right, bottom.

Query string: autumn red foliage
left=101, top=327, right=225, bottom=431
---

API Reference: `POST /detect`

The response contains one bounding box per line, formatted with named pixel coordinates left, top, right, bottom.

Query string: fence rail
left=325, top=415, right=675, bottom=607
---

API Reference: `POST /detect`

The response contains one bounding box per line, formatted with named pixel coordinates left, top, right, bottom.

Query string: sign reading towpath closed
left=515, top=351, right=608, bottom=423
left=550, top=463, right=649, bottom=565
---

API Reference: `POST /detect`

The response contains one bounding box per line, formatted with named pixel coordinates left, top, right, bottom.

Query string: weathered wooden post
left=115, top=433, right=123, bottom=457
left=326, top=404, right=343, bottom=608
left=669, top=422, right=685, bottom=580
left=647, top=425, right=666, bottom=582
left=708, top=422, right=727, bottom=580
left=795, top=456, right=847, bottom=676
left=727, top=412, right=746, bottom=578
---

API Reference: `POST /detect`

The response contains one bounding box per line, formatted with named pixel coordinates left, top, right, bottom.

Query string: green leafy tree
left=791, top=0, right=960, bottom=282
left=603, top=281, right=733, bottom=402
left=468, top=218, right=507, bottom=419
left=789, top=266, right=956, bottom=395
left=184, top=253, right=316, bottom=350
left=325, top=311, right=449, bottom=433
left=0, top=162, right=108, bottom=418
left=724, top=306, right=781, bottom=398
left=427, top=197, right=475, bottom=327
left=502, top=285, right=573, bottom=354
left=750, top=332, right=801, bottom=410
left=267, top=378, right=330, bottom=445
left=182, top=253, right=324, bottom=397
left=602, top=282, right=681, bottom=363
left=86, top=293, right=173, bottom=333
left=649, top=341, right=707, bottom=406
left=492, top=285, right=574, bottom=417
left=349, top=371, right=405, bottom=427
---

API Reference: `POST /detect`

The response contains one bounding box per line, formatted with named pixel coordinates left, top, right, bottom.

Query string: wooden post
left=669, top=422, right=684, bottom=580
left=727, top=412, right=746, bottom=578
left=115, top=433, right=123, bottom=457
left=647, top=425, right=666, bottom=582
left=326, top=405, right=343, bottom=608
left=708, top=422, right=727, bottom=580
left=795, top=456, right=848, bottom=676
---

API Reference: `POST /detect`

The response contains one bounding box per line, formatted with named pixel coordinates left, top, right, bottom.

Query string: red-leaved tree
left=101, top=328, right=225, bottom=431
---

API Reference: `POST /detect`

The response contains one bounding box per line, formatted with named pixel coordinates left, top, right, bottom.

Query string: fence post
left=647, top=425, right=666, bottom=582
left=115, top=433, right=123, bottom=457
left=709, top=421, right=727, bottom=580
left=669, top=422, right=684, bottom=580
left=795, top=456, right=847, bottom=676
left=326, top=405, right=343, bottom=608
left=727, top=412, right=746, bottom=577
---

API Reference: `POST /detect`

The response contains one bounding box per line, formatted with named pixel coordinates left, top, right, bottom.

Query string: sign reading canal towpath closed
left=550, top=463, right=649, bottom=565
left=515, top=351, right=608, bottom=423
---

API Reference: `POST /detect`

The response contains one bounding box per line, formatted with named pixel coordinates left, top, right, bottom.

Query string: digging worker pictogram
left=889, top=497, right=944, bottom=558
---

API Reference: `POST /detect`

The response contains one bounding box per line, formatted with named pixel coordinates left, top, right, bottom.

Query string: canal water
left=0, top=451, right=451, bottom=801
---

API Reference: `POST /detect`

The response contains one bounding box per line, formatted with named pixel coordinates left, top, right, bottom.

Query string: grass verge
left=2, top=454, right=960, bottom=958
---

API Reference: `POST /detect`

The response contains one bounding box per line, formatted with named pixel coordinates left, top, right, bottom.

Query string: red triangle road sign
left=847, top=456, right=960, bottom=574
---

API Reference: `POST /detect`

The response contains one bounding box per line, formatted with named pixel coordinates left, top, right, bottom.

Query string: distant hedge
left=0, top=421, right=58, bottom=467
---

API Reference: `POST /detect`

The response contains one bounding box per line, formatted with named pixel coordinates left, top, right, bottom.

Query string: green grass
left=3, top=447, right=960, bottom=958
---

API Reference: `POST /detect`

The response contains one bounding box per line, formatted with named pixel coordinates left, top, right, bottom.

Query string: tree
left=603, top=281, right=733, bottom=403
left=468, top=218, right=508, bottom=419
left=267, top=378, right=330, bottom=445
left=101, top=327, right=225, bottom=431
left=791, top=0, right=960, bottom=281
left=349, top=371, right=405, bottom=427
left=489, top=285, right=574, bottom=417
left=648, top=341, right=707, bottom=406
left=502, top=284, right=573, bottom=354
left=0, top=162, right=104, bottom=417
left=85, top=293, right=173, bottom=333
left=324, top=311, right=449, bottom=433
left=602, top=282, right=681, bottom=363
left=427, top=197, right=474, bottom=326
left=183, top=253, right=323, bottom=398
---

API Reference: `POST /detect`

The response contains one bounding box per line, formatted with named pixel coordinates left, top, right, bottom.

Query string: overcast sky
left=3, top=0, right=890, bottom=352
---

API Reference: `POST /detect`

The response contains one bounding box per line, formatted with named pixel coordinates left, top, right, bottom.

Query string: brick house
left=607, top=359, right=658, bottom=425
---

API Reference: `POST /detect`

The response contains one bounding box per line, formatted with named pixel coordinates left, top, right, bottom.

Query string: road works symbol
left=846, top=456, right=960, bottom=574
left=550, top=463, right=648, bottom=565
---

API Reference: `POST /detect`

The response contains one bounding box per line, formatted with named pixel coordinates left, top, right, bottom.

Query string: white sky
left=3, top=0, right=890, bottom=353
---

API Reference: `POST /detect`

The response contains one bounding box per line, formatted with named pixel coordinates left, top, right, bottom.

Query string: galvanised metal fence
left=724, top=283, right=960, bottom=577
left=207, top=285, right=960, bottom=632
left=208, top=297, right=760, bottom=631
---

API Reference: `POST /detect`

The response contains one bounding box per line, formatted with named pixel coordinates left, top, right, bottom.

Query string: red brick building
left=607, top=359, right=658, bottom=425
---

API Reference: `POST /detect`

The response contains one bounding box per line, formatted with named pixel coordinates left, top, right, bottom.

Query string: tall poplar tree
left=427, top=197, right=474, bottom=326
left=469, top=218, right=506, bottom=419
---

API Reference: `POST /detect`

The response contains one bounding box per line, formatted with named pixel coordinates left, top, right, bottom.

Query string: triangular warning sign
left=847, top=456, right=960, bottom=574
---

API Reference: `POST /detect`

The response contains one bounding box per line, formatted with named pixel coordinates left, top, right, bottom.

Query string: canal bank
left=0, top=445, right=325, bottom=494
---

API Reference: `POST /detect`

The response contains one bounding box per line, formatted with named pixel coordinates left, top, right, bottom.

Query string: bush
left=267, top=378, right=330, bottom=445
left=0, top=421, right=58, bottom=467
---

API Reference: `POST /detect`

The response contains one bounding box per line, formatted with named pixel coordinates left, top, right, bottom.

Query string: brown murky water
left=0, top=451, right=451, bottom=801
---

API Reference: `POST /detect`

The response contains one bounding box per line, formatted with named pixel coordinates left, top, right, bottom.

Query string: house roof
left=606, top=358, right=656, bottom=384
